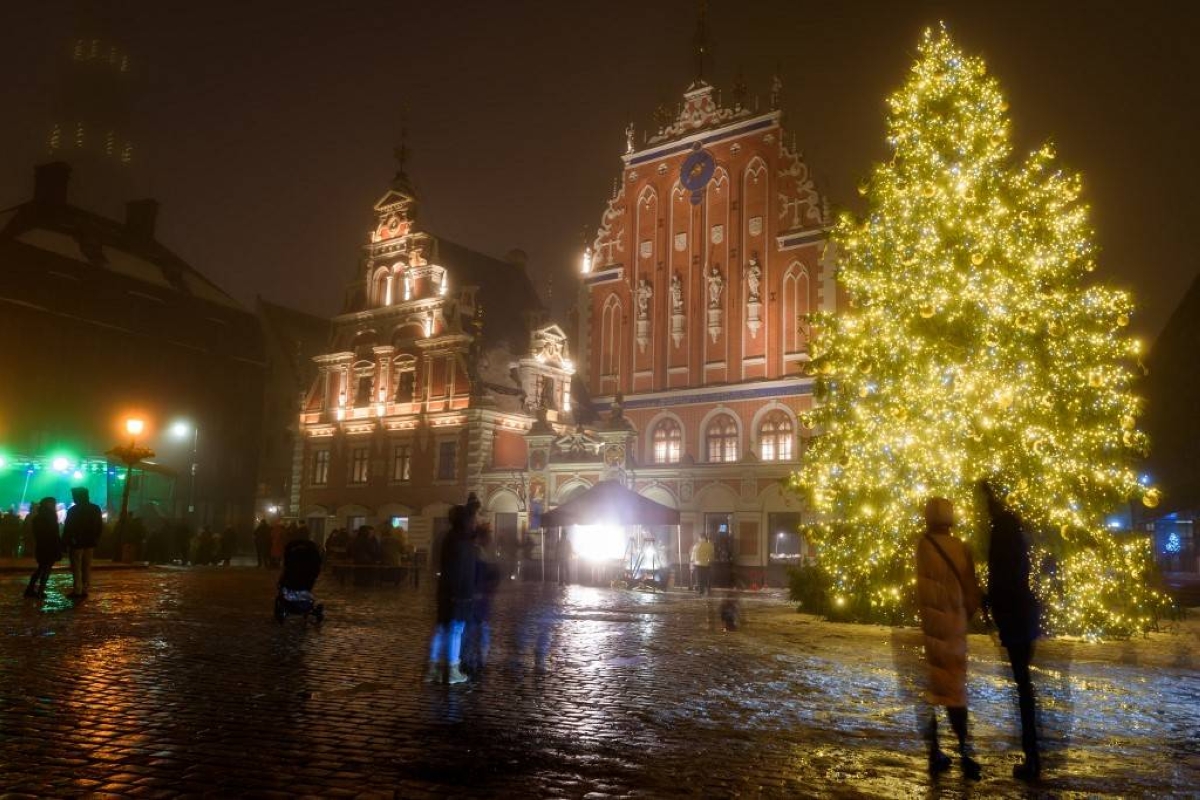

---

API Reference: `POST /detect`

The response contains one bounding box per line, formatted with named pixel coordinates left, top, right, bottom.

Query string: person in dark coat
left=425, top=505, right=478, bottom=685
left=24, top=498, right=62, bottom=599
left=351, top=525, right=382, bottom=585
left=253, top=520, right=270, bottom=568
left=219, top=526, right=237, bottom=565
left=462, top=521, right=503, bottom=676
left=981, top=481, right=1042, bottom=781
left=62, top=487, right=103, bottom=598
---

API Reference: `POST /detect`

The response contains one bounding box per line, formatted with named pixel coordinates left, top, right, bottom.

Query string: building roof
left=0, top=163, right=260, bottom=365
left=1145, top=270, right=1200, bottom=510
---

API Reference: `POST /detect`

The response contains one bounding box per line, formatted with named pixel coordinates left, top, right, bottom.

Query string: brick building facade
left=476, top=75, right=837, bottom=586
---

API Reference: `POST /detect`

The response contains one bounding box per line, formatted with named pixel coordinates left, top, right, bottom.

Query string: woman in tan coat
left=916, top=497, right=983, bottom=780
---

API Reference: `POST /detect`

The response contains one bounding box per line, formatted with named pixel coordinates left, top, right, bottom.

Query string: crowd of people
left=252, top=519, right=413, bottom=570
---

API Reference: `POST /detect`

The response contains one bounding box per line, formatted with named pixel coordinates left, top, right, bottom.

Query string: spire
left=692, top=0, right=711, bottom=85
left=732, top=68, right=747, bottom=110
left=391, top=108, right=416, bottom=197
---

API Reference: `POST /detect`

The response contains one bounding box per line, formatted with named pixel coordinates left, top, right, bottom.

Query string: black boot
left=926, top=712, right=952, bottom=775
left=1012, top=753, right=1040, bottom=782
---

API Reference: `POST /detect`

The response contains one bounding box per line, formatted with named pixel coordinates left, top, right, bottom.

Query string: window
left=312, top=450, right=330, bottom=486
left=395, top=365, right=416, bottom=402
left=392, top=443, right=412, bottom=482
left=437, top=440, right=458, bottom=481
left=355, top=374, right=372, bottom=407
left=759, top=411, right=794, bottom=461
left=768, top=512, right=805, bottom=563
left=652, top=419, right=682, bottom=464
left=706, top=414, right=739, bottom=463
left=349, top=447, right=370, bottom=484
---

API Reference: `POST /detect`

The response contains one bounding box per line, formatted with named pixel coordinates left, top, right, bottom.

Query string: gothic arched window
left=759, top=410, right=794, bottom=461
left=652, top=419, right=682, bottom=465
left=706, top=414, right=739, bottom=463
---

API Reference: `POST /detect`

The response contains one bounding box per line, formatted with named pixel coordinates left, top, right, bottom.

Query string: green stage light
left=52, top=456, right=69, bottom=472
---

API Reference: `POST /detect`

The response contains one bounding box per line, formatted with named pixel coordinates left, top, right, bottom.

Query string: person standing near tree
left=981, top=481, right=1042, bottom=781
left=63, top=487, right=103, bottom=599
left=916, top=497, right=983, bottom=781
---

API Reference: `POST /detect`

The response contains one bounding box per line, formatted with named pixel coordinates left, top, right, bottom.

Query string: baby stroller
left=275, top=538, right=325, bottom=624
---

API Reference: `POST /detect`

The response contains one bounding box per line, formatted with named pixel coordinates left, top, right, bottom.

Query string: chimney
left=124, top=198, right=159, bottom=242
left=33, top=161, right=71, bottom=206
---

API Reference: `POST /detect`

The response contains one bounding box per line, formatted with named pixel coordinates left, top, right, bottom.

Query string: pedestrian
left=557, top=530, right=572, bottom=586
left=691, top=533, right=714, bottom=595
left=351, top=524, right=381, bottom=585
left=463, top=520, right=502, bottom=676
left=253, top=519, right=270, bottom=568
left=981, top=481, right=1042, bottom=781
left=916, top=496, right=983, bottom=780
left=219, top=526, right=237, bottom=566
left=24, top=497, right=62, bottom=599
left=62, top=487, right=103, bottom=599
left=0, top=508, right=19, bottom=558
left=425, top=505, right=478, bottom=685
left=269, top=520, right=286, bottom=567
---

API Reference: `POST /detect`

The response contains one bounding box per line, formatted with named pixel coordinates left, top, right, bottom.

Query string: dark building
left=254, top=297, right=329, bottom=520
left=1142, top=271, right=1200, bottom=572
left=0, top=161, right=265, bottom=534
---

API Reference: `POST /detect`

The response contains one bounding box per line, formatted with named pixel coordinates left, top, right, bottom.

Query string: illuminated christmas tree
left=792, top=26, right=1168, bottom=638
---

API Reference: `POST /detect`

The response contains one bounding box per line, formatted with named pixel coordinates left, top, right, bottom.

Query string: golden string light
left=790, top=26, right=1169, bottom=640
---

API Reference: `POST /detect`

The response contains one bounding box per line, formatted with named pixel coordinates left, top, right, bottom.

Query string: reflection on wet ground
left=0, top=569, right=1195, bottom=797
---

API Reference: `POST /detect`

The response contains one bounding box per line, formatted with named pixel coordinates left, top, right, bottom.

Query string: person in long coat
left=24, top=498, right=62, bottom=598
left=425, top=505, right=478, bottom=685
left=981, top=481, right=1042, bottom=781
left=916, top=496, right=983, bottom=780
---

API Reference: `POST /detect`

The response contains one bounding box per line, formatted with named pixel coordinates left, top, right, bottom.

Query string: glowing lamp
left=73, top=470, right=84, bottom=481
left=52, top=457, right=69, bottom=472
left=125, top=418, right=145, bottom=437
left=571, top=524, right=627, bottom=562
left=171, top=421, right=191, bottom=439
left=581, top=246, right=593, bottom=275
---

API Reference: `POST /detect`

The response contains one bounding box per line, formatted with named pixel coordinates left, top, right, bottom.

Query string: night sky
left=1, top=0, right=1195, bottom=340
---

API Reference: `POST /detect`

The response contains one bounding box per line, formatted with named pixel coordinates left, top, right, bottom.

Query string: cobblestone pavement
left=0, top=568, right=1196, bottom=798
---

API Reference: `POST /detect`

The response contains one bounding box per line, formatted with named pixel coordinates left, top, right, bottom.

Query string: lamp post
left=106, top=417, right=155, bottom=562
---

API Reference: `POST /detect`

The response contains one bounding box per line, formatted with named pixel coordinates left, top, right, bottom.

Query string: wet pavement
left=0, top=568, right=1196, bottom=798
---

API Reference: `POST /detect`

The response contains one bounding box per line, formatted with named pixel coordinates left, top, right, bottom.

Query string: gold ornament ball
left=1120, top=414, right=1136, bottom=430
left=919, top=303, right=936, bottom=319
left=858, top=385, right=870, bottom=398
left=1048, top=320, right=1064, bottom=337
left=970, top=251, right=985, bottom=266
left=922, top=183, right=936, bottom=198
left=1117, top=313, right=1130, bottom=327
left=1142, top=488, right=1161, bottom=509
left=1088, top=372, right=1103, bottom=388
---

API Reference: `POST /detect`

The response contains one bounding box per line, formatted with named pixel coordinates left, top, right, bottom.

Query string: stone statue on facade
left=707, top=265, right=724, bottom=309
left=670, top=272, right=683, bottom=314
left=746, top=255, right=762, bottom=303
left=636, top=278, right=652, bottom=320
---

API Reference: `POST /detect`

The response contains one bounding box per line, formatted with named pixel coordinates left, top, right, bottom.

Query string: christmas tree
left=792, top=26, right=1168, bottom=638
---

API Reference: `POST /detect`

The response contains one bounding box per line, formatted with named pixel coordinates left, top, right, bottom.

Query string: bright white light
left=572, top=525, right=627, bottom=562
left=581, top=247, right=593, bottom=274
left=171, top=421, right=191, bottom=439
left=72, top=470, right=84, bottom=480
left=52, top=457, right=69, bottom=472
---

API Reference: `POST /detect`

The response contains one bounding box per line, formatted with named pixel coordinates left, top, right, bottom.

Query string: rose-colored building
left=476, top=75, right=838, bottom=586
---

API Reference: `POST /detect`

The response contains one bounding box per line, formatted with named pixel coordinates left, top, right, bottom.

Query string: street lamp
left=106, top=416, right=155, bottom=561
left=170, top=420, right=200, bottom=518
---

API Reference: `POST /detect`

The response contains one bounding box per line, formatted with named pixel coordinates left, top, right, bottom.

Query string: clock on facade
left=680, top=147, right=716, bottom=206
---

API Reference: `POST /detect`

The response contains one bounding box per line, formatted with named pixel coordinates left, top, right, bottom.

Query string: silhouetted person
left=463, top=521, right=502, bottom=676
left=426, top=505, right=477, bottom=685
left=351, top=525, right=381, bottom=585
left=219, top=526, right=237, bottom=565
left=0, top=509, right=19, bottom=557
left=269, top=520, right=286, bottom=567
left=557, top=530, right=572, bottom=586
left=916, top=497, right=982, bottom=781
left=24, top=497, right=62, bottom=599
left=63, top=487, right=103, bottom=598
left=253, top=520, right=270, bottom=567
left=193, top=526, right=216, bottom=565
left=981, top=481, right=1042, bottom=781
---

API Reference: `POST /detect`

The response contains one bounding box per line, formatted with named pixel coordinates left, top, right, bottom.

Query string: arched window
left=759, top=410, right=794, bottom=461
left=706, top=414, right=738, bottom=463
left=782, top=264, right=810, bottom=355
left=394, top=356, right=417, bottom=402
left=652, top=419, right=682, bottom=464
